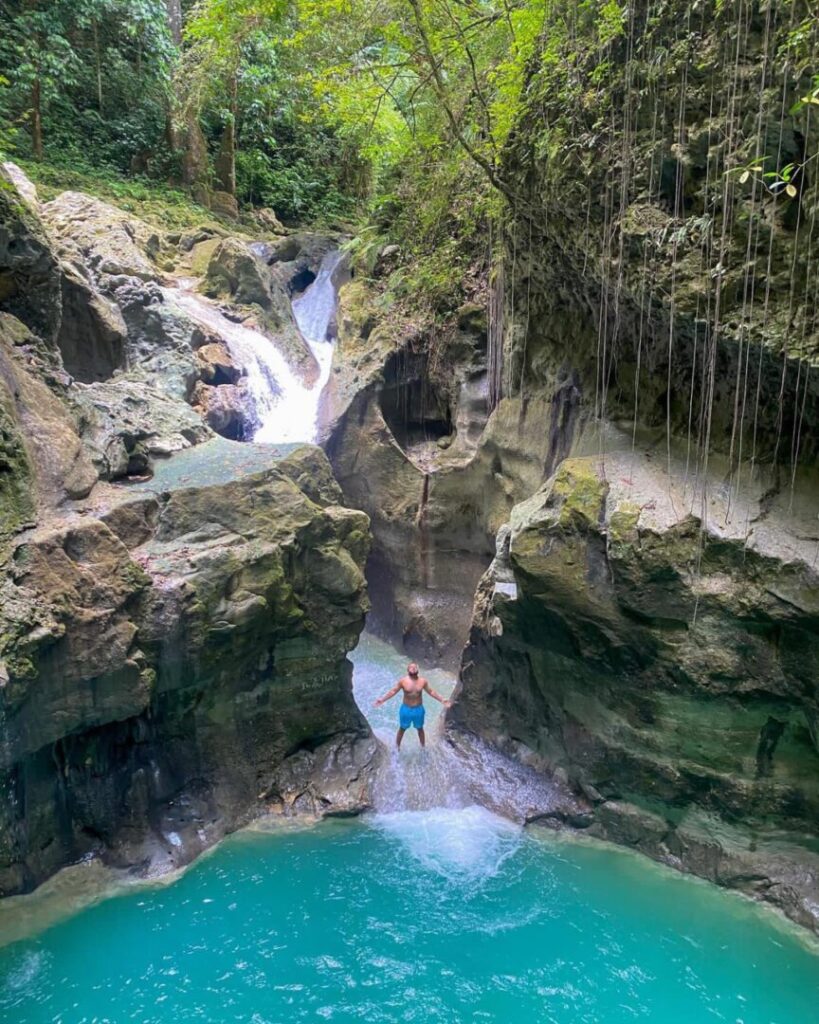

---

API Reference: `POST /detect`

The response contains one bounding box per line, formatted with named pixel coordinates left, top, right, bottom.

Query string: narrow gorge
left=0, top=0, right=818, bottom=1020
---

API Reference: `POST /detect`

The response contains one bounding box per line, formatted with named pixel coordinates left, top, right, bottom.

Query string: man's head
left=407, top=662, right=419, bottom=679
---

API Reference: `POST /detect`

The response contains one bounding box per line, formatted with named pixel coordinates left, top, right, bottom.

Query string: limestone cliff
left=0, top=165, right=376, bottom=895
left=448, top=447, right=819, bottom=930
left=320, top=1, right=819, bottom=930
left=0, top=442, right=375, bottom=894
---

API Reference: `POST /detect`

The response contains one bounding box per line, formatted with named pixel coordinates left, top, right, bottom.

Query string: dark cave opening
left=379, top=351, right=453, bottom=450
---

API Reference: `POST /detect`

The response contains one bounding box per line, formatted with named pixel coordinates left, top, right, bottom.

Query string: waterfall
left=350, top=633, right=559, bottom=880
left=292, top=250, right=344, bottom=354
left=166, top=248, right=344, bottom=445
left=255, top=248, right=344, bottom=444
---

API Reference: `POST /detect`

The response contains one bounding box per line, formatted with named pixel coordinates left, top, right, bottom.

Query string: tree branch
left=405, top=0, right=512, bottom=198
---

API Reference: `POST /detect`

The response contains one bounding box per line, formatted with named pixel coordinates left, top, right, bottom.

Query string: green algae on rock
left=0, top=442, right=376, bottom=896
left=449, top=443, right=819, bottom=932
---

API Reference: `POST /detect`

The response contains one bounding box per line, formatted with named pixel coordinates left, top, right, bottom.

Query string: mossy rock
left=551, top=458, right=608, bottom=529
left=0, top=388, right=35, bottom=556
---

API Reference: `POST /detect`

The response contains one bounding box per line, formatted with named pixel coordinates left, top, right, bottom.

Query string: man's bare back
left=374, top=662, right=452, bottom=748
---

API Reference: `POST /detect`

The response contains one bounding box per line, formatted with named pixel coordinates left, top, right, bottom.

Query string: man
left=374, top=662, right=452, bottom=749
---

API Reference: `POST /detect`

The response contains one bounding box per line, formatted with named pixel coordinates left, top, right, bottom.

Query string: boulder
left=112, top=278, right=209, bottom=400
left=252, top=207, right=286, bottom=234
left=203, top=237, right=274, bottom=308
left=0, top=444, right=373, bottom=893
left=56, top=261, right=127, bottom=382
left=0, top=315, right=97, bottom=510
left=73, top=376, right=212, bottom=480
left=196, top=341, right=242, bottom=384
left=1, top=162, right=38, bottom=210
left=191, top=380, right=253, bottom=440
left=41, top=191, right=161, bottom=282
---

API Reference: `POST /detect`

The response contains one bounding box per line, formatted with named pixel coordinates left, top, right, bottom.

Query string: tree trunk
left=165, top=0, right=182, bottom=45
left=214, top=75, right=237, bottom=197
left=182, top=115, right=209, bottom=188
left=31, top=75, right=43, bottom=161
left=164, top=0, right=183, bottom=174
left=93, top=21, right=103, bottom=112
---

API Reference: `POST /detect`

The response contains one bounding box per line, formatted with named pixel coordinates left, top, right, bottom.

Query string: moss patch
left=0, top=388, right=35, bottom=557
left=551, top=458, right=608, bottom=529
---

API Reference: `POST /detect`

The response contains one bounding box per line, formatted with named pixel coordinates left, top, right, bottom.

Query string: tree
left=180, top=0, right=289, bottom=197
left=293, top=0, right=548, bottom=200
left=0, top=0, right=173, bottom=168
left=0, top=0, right=80, bottom=159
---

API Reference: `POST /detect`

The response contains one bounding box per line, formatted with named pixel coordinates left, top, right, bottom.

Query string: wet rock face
left=191, top=379, right=253, bottom=440
left=323, top=288, right=495, bottom=665
left=56, top=263, right=128, bottom=383
left=0, top=170, right=379, bottom=894
left=0, top=165, right=62, bottom=345
left=0, top=167, right=218, bottom=483
left=450, top=453, right=819, bottom=931
left=0, top=445, right=374, bottom=895
left=323, top=281, right=590, bottom=666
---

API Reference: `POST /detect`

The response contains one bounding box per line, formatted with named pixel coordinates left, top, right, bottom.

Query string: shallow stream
left=1, top=634, right=818, bottom=1023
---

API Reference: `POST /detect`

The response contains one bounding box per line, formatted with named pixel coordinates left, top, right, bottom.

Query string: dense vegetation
left=1, top=1, right=816, bottom=341
left=0, top=0, right=535, bottom=223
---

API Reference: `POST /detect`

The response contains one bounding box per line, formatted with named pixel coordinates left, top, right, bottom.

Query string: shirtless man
left=373, top=662, right=452, bottom=749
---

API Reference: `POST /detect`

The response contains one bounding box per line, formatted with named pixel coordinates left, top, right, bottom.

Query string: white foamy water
left=292, top=250, right=343, bottom=366
left=374, top=805, right=522, bottom=883
left=351, top=632, right=525, bottom=880
left=254, top=249, right=342, bottom=444
left=166, top=249, right=343, bottom=445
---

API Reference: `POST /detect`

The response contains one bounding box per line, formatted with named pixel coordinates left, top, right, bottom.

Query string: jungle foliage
left=0, top=0, right=549, bottom=227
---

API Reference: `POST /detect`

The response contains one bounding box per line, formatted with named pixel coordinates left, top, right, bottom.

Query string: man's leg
left=396, top=727, right=406, bottom=749
left=417, top=727, right=426, bottom=748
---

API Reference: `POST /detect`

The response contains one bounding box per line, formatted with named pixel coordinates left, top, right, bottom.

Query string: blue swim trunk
left=399, top=704, right=425, bottom=730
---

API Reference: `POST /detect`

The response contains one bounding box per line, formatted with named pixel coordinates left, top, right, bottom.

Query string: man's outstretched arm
left=374, top=682, right=402, bottom=708
left=424, top=681, right=453, bottom=708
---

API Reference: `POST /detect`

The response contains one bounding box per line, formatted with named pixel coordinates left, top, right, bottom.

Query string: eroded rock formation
left=448, top=447, right=819, bottom=929
left=0, top=442, right=375, bottom=894
left=0, top=165, right=378, bottom=895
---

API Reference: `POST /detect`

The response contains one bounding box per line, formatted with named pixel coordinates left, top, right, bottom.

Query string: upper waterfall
left=255, top=248, right=343, bottom=444
left=167, top=248, right=344, bottom=446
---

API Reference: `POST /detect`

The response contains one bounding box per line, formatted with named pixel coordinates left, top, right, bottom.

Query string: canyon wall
left=0, top=166, right=375, bottom=894
left=321, top=1, right=819, bottom=929
left=446, top=0, right=819, bottom=930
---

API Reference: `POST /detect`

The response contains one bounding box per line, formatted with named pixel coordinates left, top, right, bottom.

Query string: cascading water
left=166, top=248, right=344, bottom=445
left=351, top=633, right=526, bottom=881
left=255, top=248, right=344, bottom=445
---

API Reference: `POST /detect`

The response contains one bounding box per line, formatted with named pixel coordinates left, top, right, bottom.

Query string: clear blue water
left=1, top=635, right=817, bottom=1023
